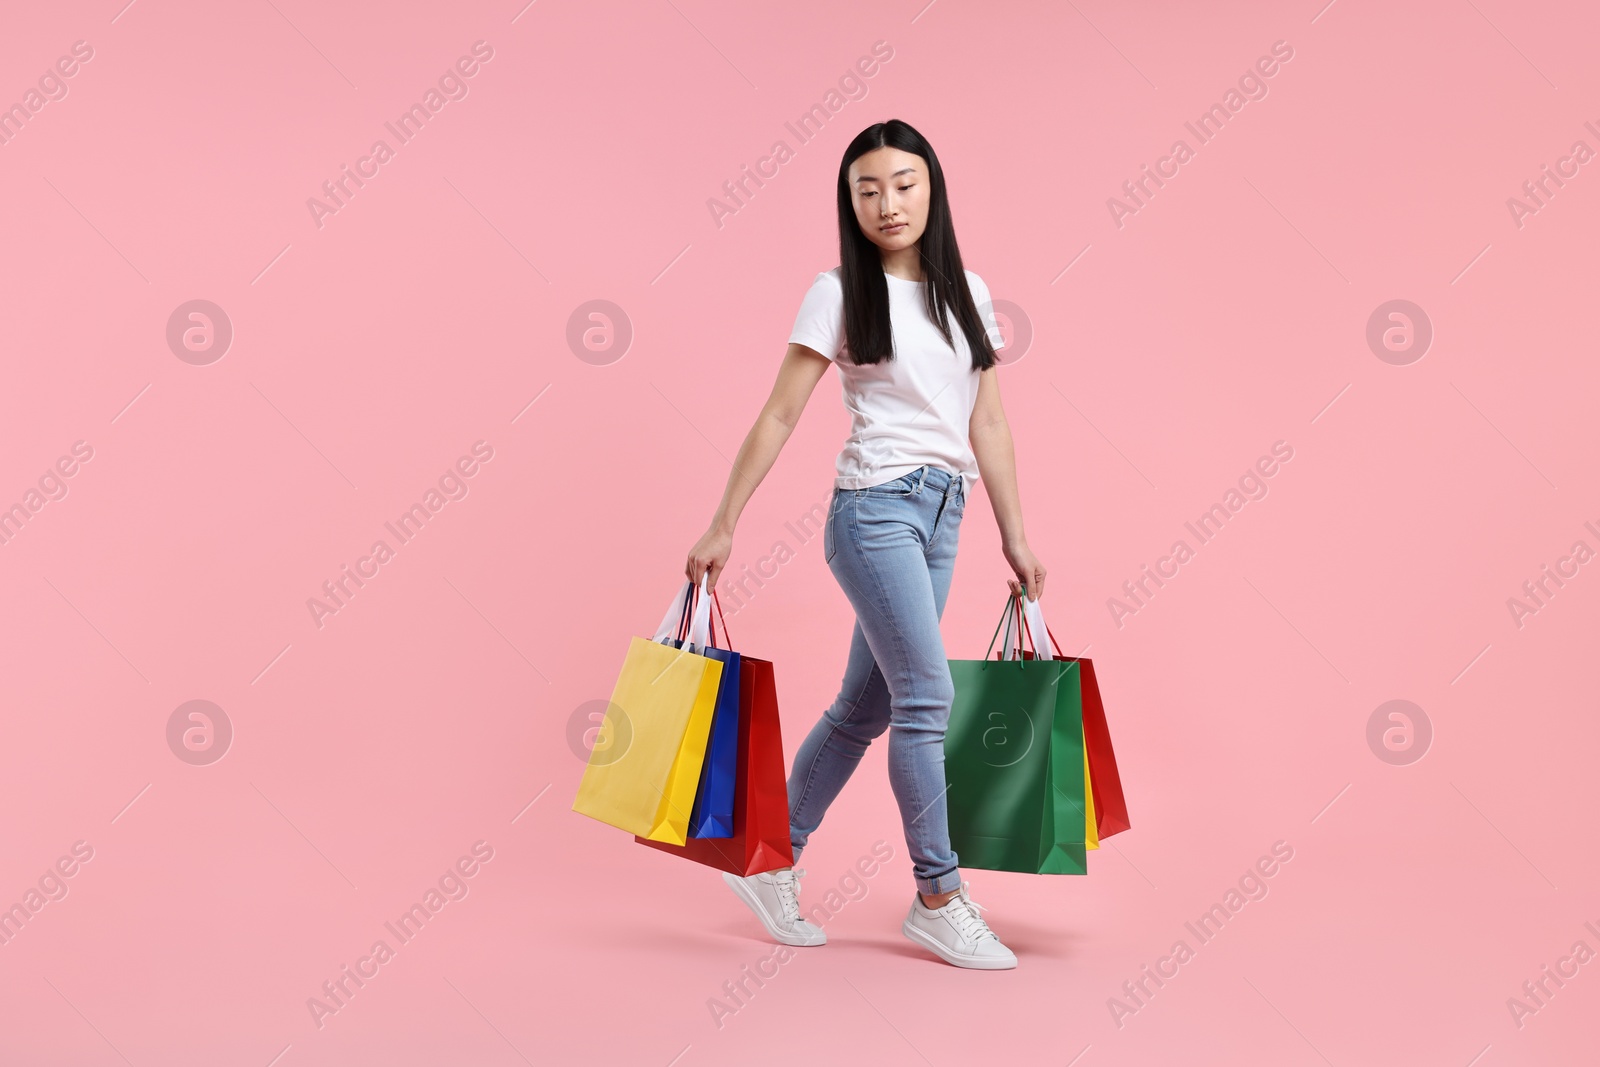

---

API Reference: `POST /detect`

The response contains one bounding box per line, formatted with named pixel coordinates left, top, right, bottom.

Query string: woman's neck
left=881, top=249, right=923, bottom=283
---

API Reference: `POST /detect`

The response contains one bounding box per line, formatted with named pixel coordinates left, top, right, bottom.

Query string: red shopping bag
left=635, top=595, right=794, bottom=876
left=1074, top=657, right=1129, bottom=837
left=1006, top=594, right=1131, bottom=841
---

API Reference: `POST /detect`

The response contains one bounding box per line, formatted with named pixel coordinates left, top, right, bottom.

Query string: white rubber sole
left=722, top=871, right=826, bottom=947
left=901, top=917, right=1018, bottom=969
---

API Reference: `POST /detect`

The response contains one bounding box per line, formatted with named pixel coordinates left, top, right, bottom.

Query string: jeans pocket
left=859, top=470, right=919, bottom=497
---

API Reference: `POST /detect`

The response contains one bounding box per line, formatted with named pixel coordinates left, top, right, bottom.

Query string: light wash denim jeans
left=787, top=463, right=966, bottom=896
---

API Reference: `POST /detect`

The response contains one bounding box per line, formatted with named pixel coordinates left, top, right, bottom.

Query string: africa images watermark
left=0, top=39, right=96, bottom=148
left=307, top=440, right=496, bottom=629
left=1505, top=120, right=1600, bottom=230
left=1505, top=518, right=1600, bottom=630
left=716, top=497, right=828, bottom=618
left=1107, top=440, right=1295, bottom=628
left=707, top=40, right=895, bottom=230
left=0, top=840, right=96, bottom=948
left=1505, top=919, right=1600, bottom=1031
left=1108, top=839, right=1296, bottom=1028
left=1106, top=39, right=1296, bottom=229
left=306, top=840, right=496, bottom=1029
left=0, top=440, right=95, bottom=548
left=306, top=40, right=496, bottom=229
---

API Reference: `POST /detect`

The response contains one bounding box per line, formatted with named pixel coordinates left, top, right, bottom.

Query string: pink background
left=3, top=1, right=1597, bottom=1064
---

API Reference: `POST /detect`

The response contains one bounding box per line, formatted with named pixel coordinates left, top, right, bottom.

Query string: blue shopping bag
left=661, top=582, right=740, bottom=838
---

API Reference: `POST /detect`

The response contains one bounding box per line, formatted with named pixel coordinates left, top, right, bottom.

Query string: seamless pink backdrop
left=2, top=1, right=1597, bottom=1064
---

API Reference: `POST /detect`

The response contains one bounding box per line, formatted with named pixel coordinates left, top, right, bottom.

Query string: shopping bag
left=1078, top=657, right=1129, bottom=837
left=999, top=598, right=1100, bottom=850
left=1017, top=594, right=1131, bottom=839
left=660, top=586, right=740, bottom=839
left=636, top=592, right=795, bottom=875
left=571, top=575, right=723, bottom=845
left=992, top=598, right=1094, bottom=857
left=944, top=594, right=1089, bottom=875
left=1084, top=745, right=1099, bottom=850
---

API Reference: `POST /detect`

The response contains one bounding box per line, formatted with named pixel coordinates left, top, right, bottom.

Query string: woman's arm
left=686, top=343, right=832, bottom=587
left=969, top=366, right=1048, bottom=600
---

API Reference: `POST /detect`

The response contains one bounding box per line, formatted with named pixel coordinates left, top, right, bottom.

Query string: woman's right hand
left=687, top=525, right=733, bottom=589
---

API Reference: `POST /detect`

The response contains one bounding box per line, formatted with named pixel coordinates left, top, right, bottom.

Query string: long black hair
left=834, top=119, right=998, bottom=372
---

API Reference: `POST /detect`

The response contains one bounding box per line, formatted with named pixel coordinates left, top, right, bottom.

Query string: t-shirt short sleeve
left=969, top=271, right=1005, bottom=354
left=789, top=271, right=844, bottom=362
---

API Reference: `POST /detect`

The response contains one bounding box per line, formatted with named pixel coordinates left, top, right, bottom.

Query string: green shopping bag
left=944, top=593, right=1088, bottom=875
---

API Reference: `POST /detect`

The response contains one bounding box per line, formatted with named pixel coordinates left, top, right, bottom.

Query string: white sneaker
left=722, top=867, right=826, bottom=947
left=902, top=882, right=1017, bottom=969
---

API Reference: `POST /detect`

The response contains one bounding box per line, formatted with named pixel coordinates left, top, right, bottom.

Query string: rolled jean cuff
left=917, top=869, right=962, bottom=896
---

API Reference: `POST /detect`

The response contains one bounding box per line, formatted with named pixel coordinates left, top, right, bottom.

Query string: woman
left=684, top=119, right=1045, bottom=970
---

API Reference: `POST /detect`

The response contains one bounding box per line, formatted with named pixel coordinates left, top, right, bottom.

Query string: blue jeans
left=787, top=464, right=966, bottom=896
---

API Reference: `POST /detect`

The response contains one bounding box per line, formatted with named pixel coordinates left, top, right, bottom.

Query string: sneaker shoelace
left=944, top=883, right=999, bottom=945
left=771, top=867, right=807, bottom=925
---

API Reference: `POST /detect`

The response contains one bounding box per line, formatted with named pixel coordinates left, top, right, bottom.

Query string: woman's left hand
left=1003, top=539, right=1047, bottom=601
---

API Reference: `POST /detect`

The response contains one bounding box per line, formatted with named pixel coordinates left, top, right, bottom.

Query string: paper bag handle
left=986, top=591, right=1041, bottom=662
left=652, top=574, right=712, bottom=652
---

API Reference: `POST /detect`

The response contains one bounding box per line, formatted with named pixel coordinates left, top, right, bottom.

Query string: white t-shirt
left=789, top=267, right=1003, bottom=499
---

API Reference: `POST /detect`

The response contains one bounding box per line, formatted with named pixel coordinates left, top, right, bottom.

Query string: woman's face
left=849, top=146, right=929, bottom=253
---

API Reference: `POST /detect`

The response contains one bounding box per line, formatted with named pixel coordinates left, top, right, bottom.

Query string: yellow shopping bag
left=1084, top=743, right=1099, bottom=850
left=572, top=577, right=723, bottom=845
